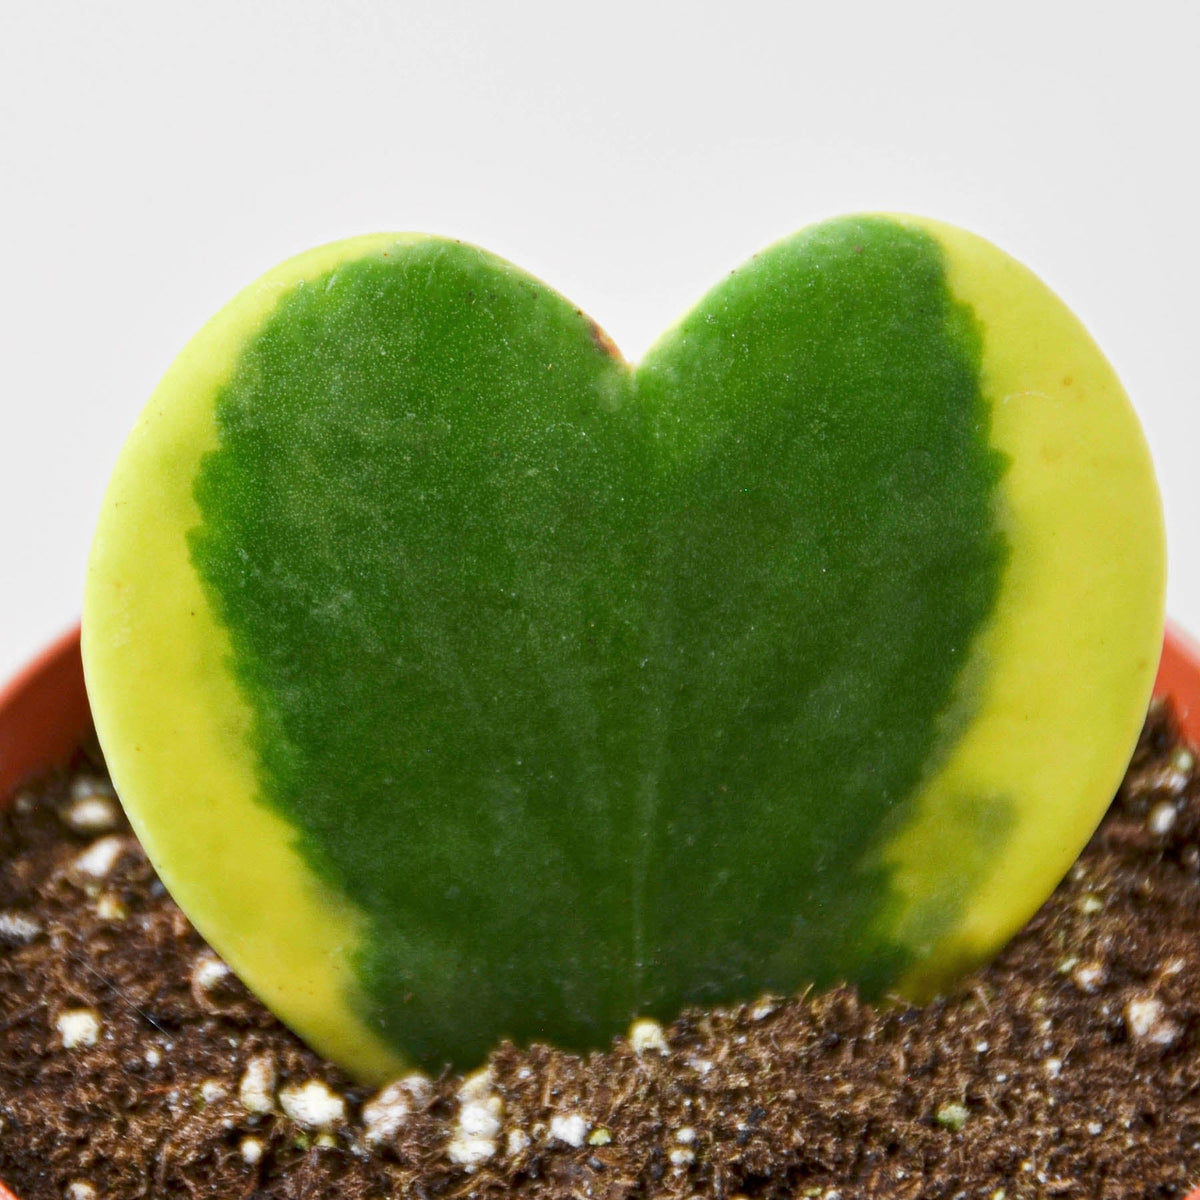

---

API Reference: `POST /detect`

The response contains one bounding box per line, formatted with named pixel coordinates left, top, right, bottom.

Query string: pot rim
left=1, top=622, right=1199, bottom=1200
left=0, top=623, right=90, bottom=801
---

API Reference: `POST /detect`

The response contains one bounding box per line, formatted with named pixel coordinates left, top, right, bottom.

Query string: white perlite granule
left=361, top=1074, right=430, bottom=1146
left=1123, top=994, right=1182, bottom=1046
left=936, top=1101, right=969, bottom=1131
left=279, top=1079, right=346, bottom=1129
left=1171, top=745, right=1195, bottom=775
left=56, top=1008, right=101, bottom=1049
left=628, top=1017, right=669, bottom=1055
left=447, top=1068, right=503, bottom=1168
left=456, top=1067, right=495, bottom=1104
left=240, top=1137, right=264, bottom=1165
left=62, top=794, right=120, bottom=835
left=71, top=836, right=127, bottom=879
left=549, top=1113, right=590, bottom=1147
left=191, top=953, right=231, bottom=993
left=1152, top=765, right=1191, bottom=795
left=94, top=893, right=126, bottom=920
left=447, top=1133, right=498, bottom=1167
left=70, top=775, right=114, bottom=802
left=0, top=911, right=42, bottom=943
left=458, top=1098, right=503, bottom=1140
left=238, top=1054, right=277, bottom=1114
left=1148, top=801, right=1178, bottom=835
left=65, top=1182, right=98, bottom=1200
left=1071, top=960, right=1107, bottom=993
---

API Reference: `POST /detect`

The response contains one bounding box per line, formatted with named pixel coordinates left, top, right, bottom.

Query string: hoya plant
left=82, top=215, right=1165, bottom=1083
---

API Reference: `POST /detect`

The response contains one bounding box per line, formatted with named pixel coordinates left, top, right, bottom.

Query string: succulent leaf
left=82, top=216, right=1165, bottom=1080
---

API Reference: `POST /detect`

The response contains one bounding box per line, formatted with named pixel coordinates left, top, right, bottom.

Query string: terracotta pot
left=0, top=626, right=90, bottom=803
left=1, top=623, right=1199, bottom=1200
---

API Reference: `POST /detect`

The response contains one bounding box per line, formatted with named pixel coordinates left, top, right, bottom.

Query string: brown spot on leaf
left=579, top=311, right=623, bottom=361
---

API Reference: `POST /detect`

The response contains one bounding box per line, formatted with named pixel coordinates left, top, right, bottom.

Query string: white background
left=1, top=0, right=1197, bottom=684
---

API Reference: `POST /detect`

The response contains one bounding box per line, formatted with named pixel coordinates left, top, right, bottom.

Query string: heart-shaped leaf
left=82, top=216, right=1165, bottom=1080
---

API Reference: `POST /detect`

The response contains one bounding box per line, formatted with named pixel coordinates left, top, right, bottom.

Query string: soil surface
left=1, top=705, right=1199, bottom=1200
